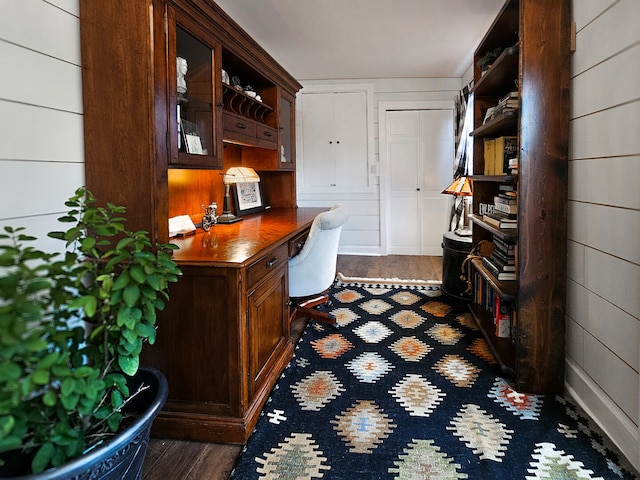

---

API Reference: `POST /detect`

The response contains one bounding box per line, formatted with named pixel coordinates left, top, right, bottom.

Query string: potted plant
left=0, top=187, right=181, bottom=477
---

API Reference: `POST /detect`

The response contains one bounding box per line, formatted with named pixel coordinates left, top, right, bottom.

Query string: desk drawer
left=247, top=243, right=288, bottom=289
left=288, top=231, right=309, bottom=258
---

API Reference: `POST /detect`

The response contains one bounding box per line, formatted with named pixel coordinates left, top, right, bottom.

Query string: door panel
left=386, top=109, right=453, bottom=255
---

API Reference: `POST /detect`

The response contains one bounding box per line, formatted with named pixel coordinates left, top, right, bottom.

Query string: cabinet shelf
left=470, top=109, right=518, bottom=138
left=222, top=84, right=274, bottom=123
left=470, top=257, right=516, bottom=300
left=471, top=174, right=517, bottom=183
left=473, top=45, right=519, bottom=97
left=470, top=215, right=517, bottom=242
left=469, top=303, right=515, bottom=376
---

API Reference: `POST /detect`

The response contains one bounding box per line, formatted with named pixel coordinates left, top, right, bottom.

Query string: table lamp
left=218, top=166, right=260, bottom=224
left=442, top=176, right=473, bottom=237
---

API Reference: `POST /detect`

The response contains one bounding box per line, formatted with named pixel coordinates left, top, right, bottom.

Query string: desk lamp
left=442, top=176, right=473, bottom=237
left=218, top=166, right=260, bottom=224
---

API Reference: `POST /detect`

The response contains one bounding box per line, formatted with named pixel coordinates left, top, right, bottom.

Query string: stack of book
left=481, top=235, right=517, bottom=281
left=482, top=186, right=517, bottom=231
left=482, top=91, right=519, bottom=124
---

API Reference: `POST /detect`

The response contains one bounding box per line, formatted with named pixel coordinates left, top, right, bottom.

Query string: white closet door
left=300, top=92, right=336, bottom=189
left=334, top=91, right=368, bottom=188
left=387, top=109, right=453, bottom=255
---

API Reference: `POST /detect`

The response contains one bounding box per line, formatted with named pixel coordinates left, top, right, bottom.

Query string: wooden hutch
left=79, top=0, right=316, bottom=443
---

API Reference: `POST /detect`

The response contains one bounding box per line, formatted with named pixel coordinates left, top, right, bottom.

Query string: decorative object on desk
left=0, top=186, right=180, bottom=477
left=442, top=176, right=473, bottom=237
left=180, top=118, right=204, bottom=155
left=201, top=201, right=218, bottom=231
left=232, top=177, right=267, bottom=217
left=221, top=68, right=229, bottom=84
left=231, top=75, right=242, bottom=91
left=218, top=166, right=260, bottom=223
left=176, top=56, right=188, bottom=103
left=230, top=279, right=637, bottom=480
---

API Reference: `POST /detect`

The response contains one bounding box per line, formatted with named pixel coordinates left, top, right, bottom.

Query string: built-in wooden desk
left=142, top=207, right=324, bottom=444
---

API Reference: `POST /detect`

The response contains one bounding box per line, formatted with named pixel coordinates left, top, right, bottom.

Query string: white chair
left=289, top=205, right=348, bottom=326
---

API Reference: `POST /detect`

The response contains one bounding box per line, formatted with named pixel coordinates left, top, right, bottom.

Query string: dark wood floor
left=141, top=255, right=442, bottom=480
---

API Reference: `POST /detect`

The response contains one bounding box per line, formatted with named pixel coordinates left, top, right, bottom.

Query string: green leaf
left=107, top=411, right=123, bottom=432
left=42, top=390, right=57, bottom=407
left=61, top=377, right=76, bottom=396
left=31, top=442, right=54, bottom=473
left=118, top=355, right=138, bottom=376
left=129, top=265, right=147, bottom=284
left=123, top=284, right=140, bottom=307
left=0, top=416, right=15, bottom=437
left=33, top=370, right=50, bottom=385
left=0, top=435, right=21, bottom=453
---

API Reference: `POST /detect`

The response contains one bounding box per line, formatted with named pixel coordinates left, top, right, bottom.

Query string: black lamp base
left=217, top=212, right=242, bottom=224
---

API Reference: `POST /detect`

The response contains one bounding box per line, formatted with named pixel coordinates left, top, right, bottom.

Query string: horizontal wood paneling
left=0, top=42, right=82, bottom=112
left=0, top=0, right=84, bottom=254
left=0, top=101, right=84, bottom=161
left=567, top=0, right=639, bottom=468
left=0, top=0, right=80, bottom=64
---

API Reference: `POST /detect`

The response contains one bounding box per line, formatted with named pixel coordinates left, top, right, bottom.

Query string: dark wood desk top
left=169, top=207, right=325, bottom=266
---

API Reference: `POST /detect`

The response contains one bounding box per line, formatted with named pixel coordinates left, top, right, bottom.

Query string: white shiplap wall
left=0, top=0, right=83, bottom=253
left=297, top=78, right=460, bottom=255
left=566, top=0, right=640, bottom=470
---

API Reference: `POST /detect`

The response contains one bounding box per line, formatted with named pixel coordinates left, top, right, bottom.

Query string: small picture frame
left=232, top=181, right=267, bottom=216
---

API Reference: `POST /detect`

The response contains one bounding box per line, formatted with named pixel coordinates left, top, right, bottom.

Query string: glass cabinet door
left=278, top=93, right=295, bottom=170
left=170, top=24, right=222, bottom=168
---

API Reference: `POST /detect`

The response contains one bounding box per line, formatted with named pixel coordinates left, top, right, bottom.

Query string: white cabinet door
left=298, top=87, right=373, bottom=194
left=386, top=109, right=453, bottom=255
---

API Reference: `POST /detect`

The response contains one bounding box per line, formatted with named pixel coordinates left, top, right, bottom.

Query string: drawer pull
left=263, top=131, right=273, bottom=137
left=236, top=122, right=247, bottom=129
left=265, top=257, right=278, bottom=268
left=295, top=241, right=305, bottom=250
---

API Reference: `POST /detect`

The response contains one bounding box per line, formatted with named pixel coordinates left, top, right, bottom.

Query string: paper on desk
left=169, top=215, right=196, bottom=237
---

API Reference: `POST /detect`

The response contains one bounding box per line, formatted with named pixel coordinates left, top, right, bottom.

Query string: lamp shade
left=441, top=176, right=472, bottom=196
left=223, top=167, right=260, bottom=185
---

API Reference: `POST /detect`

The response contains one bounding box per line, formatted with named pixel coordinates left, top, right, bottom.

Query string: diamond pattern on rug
left=489, top=378, right=542, bottom=420
left=467, top=337, right=498, bottom=364
left=388, top=439, right=469, bottom=479
left=433, top=354, right=479, bottom=387
left=390, top=291, right=421, bottom=305
left=291, top=370, right=345, bottom=411
left=333, top=288, right=363, bottom=303
left=389, top=309, right=426, bottom=329
left=255, top=432, right=330, bottom=479
left=331, top=400, right=396, bottom=454
left=345, top=351, right=394, bottom=383
left=389, top=336, right=432, bottom=362
left=353, top=320, right=392, bottom=343
left=389, top=373, right=445, bottom=417
left=447, top=403, right=513, bottom=461
left=421, top=300, right=452, bottom=316
left=525, top=442, right=603, bottom=479
left=230, top=280, right=639, bottom=480
left=427, top=323, right=464, bottom=345
left=359, top=298, right=393, bottom=315
left=310, top=333, right=353, bottom=359
left=329, top=307, right=360, bottom=327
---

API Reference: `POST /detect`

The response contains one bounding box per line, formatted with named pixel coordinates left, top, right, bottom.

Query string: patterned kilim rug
left=230, top=278, right=639, bottom=479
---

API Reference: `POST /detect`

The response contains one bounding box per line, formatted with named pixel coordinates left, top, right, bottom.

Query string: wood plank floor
left=142, top=254, right=442, bottom=480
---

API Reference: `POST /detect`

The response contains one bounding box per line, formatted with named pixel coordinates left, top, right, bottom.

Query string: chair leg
left=289, top=292, right=336, bottom=326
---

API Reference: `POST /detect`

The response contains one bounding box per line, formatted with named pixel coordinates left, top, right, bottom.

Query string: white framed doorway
left=379, top=101, right=454, bottom=255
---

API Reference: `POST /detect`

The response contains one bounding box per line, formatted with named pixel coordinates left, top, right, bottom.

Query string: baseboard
left=565, top=358, right=639, bottom=471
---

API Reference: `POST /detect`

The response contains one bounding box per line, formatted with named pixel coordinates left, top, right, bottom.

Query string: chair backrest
left=288, top=205, right=348, bottom=298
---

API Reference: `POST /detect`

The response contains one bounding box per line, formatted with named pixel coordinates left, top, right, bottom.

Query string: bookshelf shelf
left=469, top=303, right=515, bottom=376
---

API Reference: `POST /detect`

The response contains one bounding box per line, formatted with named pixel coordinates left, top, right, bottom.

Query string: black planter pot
left=3, top=367, right=168, bottom=480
